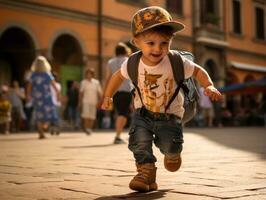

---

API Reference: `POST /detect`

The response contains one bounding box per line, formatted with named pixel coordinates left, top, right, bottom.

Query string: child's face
left=134, top=31, right=172, bottom=66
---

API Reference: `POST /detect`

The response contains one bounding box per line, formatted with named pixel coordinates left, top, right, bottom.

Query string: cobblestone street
left=0, top=127, right=265, bottom=200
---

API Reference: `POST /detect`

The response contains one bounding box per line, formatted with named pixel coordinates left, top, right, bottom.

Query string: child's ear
left=132, top=37, right=140, bottom=48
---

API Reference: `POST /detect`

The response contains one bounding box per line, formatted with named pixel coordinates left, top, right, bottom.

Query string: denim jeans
left=128, top=108, right=183, bottom=164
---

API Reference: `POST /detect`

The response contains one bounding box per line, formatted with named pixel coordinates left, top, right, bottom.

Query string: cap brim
left=135, top=21, right=185, bottom=37
left=130, top=21, right=185, bottom=46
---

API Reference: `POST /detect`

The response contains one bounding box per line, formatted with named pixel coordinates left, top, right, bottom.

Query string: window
left=232, top=0, right=241, bottom=34
left=201, top=0, right=220, bottom=25
left=166, top=0, right=183, bottom=16
left=255, top=6, right=265, bottom=40
left=206, top=0, right=215, bottom=14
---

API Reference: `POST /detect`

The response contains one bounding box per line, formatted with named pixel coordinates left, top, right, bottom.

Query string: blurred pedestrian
left=213, top=101, right=223, bottom=127
left=0, top=89, right=11, bottom=134
left=105, top=42, right=132, bottom=144
left=79, top=68, right=102, bottom=135
left=66, top=81, right=80, bottom=129
left=50, top=72, right=61, bottom=135
left=259, top=100, right=266, bottom=127
left=8, top=80, right=26, bottom=132
left=26, top=56, right=60, bottom=139
left=23, top=78, right=34, bottom=131
left=199, top=87, right=214, bottom=127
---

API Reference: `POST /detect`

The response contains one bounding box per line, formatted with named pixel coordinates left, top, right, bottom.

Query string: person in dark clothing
left=66, top=81, right=80, bottom=129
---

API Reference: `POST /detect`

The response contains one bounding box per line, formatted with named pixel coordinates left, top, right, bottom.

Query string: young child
left=102, top=6, right=222, bottom=192
left=0, top=90, right=11, bottom=134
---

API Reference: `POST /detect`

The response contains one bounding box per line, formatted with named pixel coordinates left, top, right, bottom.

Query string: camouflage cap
left=131, top=6, right=185, bottom=37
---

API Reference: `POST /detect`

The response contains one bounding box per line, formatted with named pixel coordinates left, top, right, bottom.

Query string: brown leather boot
left=129, top=163, right=158, bottom=192
left=164, top=154, right=182, bottom=172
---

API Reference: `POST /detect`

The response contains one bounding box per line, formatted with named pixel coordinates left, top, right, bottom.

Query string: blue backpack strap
left=127, top=51, right=144, bottom=106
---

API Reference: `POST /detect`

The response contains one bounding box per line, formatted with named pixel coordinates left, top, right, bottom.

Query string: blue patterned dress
left=30, top=72, right=58, bottom=123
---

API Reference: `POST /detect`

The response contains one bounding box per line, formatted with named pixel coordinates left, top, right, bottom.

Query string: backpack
left=127, top=50, right=199, bottom=124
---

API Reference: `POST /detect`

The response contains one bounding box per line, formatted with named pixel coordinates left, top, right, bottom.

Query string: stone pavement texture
left=0, top=127, right=265, bottom=200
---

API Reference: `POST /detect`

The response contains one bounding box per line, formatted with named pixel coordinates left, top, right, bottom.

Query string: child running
left=102, top=6, right=222, bottom=192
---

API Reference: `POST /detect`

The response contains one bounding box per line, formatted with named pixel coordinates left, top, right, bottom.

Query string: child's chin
left=151, top=57, right=163, bottom=63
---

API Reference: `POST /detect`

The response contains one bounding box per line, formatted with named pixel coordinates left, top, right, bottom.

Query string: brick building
left=0, top=0, right=265, bottom=109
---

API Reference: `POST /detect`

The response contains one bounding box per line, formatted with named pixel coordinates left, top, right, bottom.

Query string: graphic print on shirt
left=141, top=69, right=175, bottom=112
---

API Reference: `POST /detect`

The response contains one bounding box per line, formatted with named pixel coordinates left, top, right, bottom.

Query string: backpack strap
left=168, top=50, right=185, bottom=83
left=127, top=51, right=144, bottom=106
left=127, top=51, right=142, bottom=85
left=165, top=50, right=185, bottom=112
left=127, top=50, right=191, bottom=112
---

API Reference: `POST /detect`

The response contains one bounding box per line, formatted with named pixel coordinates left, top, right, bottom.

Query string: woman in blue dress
left=26, top=56, right=60, bottom=139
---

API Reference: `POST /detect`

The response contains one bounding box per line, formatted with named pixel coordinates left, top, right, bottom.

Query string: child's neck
left=140, top=56, right=163, bottom=67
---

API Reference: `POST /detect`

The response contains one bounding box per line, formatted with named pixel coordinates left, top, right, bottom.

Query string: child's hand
left=204, top=85, right=222, bottom=101
left=101, top=96, right=113, bottom=111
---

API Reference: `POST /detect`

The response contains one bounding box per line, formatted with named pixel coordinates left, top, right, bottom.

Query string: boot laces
left=136, top=168, right=149, bottom=179
left=166, top=155, right=180, bottom=163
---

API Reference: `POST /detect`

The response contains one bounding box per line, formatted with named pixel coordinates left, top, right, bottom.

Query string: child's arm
left=193, top=65, right=221, bottom=101
left=101, top=70, right=125, bottom=110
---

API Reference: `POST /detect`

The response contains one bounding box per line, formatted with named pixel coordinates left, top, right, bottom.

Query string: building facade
left=0, top=0, right=265, bottom=99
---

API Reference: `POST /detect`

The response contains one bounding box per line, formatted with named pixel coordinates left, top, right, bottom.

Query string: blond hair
left=31, top=56, right=51, bottom=72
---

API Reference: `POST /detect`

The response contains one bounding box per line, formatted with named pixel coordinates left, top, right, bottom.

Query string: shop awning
left=196, top=37, right=229, bottom=47
left=231, top=61, right=266, bottom=73
left=218, top=77, right=266, bottom=94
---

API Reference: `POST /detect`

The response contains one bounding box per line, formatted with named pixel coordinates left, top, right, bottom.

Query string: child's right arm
left=101, top=70, right=125, bottom=110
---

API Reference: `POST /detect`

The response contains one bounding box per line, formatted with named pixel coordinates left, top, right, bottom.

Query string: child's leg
left=154, top=119, right=183, bottom=172
left=128, top=124, right=156, bottom=164
left=129, top=162, right=157, bottom=192
left=128, top=113, right=157, bottom=192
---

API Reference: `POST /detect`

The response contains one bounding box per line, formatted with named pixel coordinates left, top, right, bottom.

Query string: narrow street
left=0, top=127, right=265, bottom=199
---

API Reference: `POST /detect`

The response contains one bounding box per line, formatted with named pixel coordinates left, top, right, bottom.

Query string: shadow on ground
left=0, top=134, right=85, bottom=142
left=62, top=143, right=119, bottom=148
left=94, top=189, right=170, bottom=200
left=0, top=137, right=39, bottom=142
left=187, top=127, right=266, bottom=159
